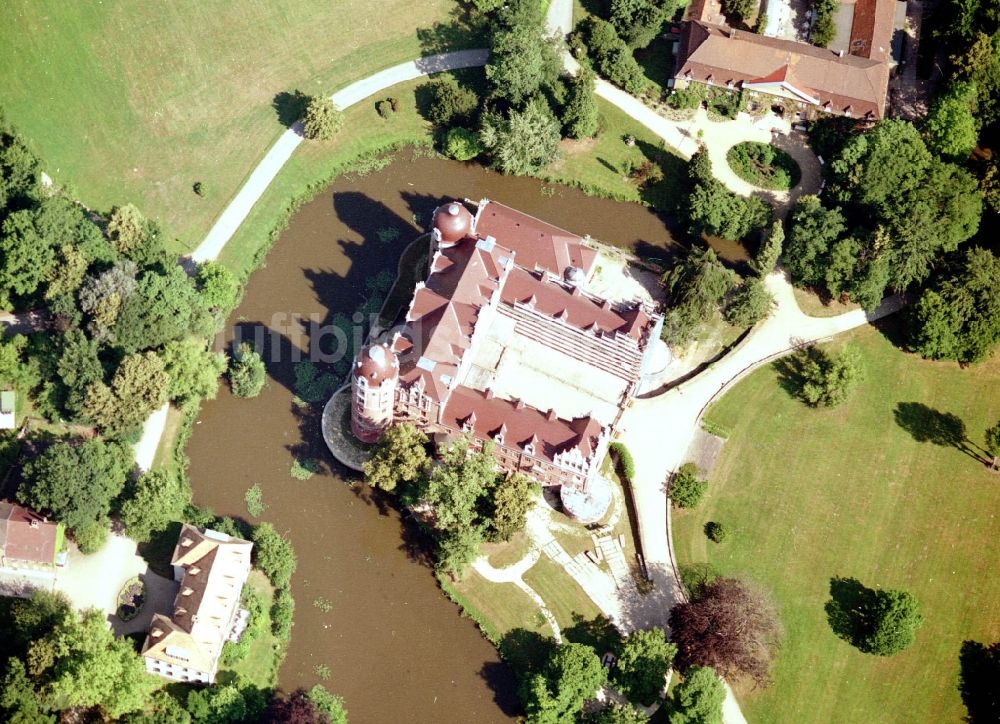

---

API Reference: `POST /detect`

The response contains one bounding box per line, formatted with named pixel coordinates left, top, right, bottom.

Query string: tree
left=794, top=344, right=864, bottom=407
left=985, top=421, right=1000, bottom=469
left=487, top=472, right=536, bottom=542
left=613, top=628, right=677, bottom=706
left=308, top=685, right=348, bottom=724
left=19, top=438, right=131, bottom=540
left=195, top=261, right=240, bottom=319
left=425, top=75, right=480, bottom=126
left=520, top=643, right=607, bottom=723
left=610, top=0, right=668, bottom=49
left=120, top=468, right=192, bottom=542
left=924, top=80, right=980, bottom=160
left=685, top=151, right=770, bottom=241
left=106, top=203, right=165, bottom=265
left=589, top=702, right=648, bottom=723
left=0, top=659, right=55, bottom=724
left=44, top=244, right=88, bottom=300
left=586, top=18, right=650, bottom=94
left=661, top=246, right=738, bottom=345
left=261, top=689, right=332, bottom=723
left=909, top=247, right=1000, bottom=362
left=78, top=260, right=139, bottom=343
left=562, top=68, right=600, bottom=139
left=0, top=116, right=40, bottom=210
left=0, top=209, right=58, bottom=304
left=721, top=0, right=758, bottom=26
left=810, top=0, right=839, bottom=46
left=443, top=127, right=485, bottom=160
left=749, top=220, right=783, bottom=276
left=363, top=422, right=430, bottom=493
left=723, top=277, right=773, bottom=327
left=161, top=338, right=227, bottom=404
left=480, top=101, right=562, bottom=175
left=84, top=351, right=169, bottom=435
left=436, top=524, right=486, bottom=578
left=783, top=195, right=847, bottom=288
left=252, top=522, right=297, bottom=589
left=670, top=463, right=708, bottom=509
left=230, top=342, right=267, bottom=397
left=114, top=266, right=205, bottom=353
left=485, top=0, right=559, bottom=106
left=669, top=577, right=783, bottom=685
left=863, top=589, right=923, bottom=656
left=425, top=438, right=499, bottom=532
left=666, top=666, right=726, bottom=724
left=24, top=608, right=157, bottom=717
left=302, top=96, right=344, bottom=140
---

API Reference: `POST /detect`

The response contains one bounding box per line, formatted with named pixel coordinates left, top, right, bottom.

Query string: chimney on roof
left=151, top=627, right=163, bottom=638
left=29, top=519, right=39, bottom=529
left=546, top=409, right=557, bottom=421
left=514, top=399, right=525, bottom=410
left=485, top=387, right=494, bottom=400
left=838, top=49, right=844, bottom=57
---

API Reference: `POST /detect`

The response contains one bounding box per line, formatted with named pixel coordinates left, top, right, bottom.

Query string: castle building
left=350, top=199, right=662, bottom=521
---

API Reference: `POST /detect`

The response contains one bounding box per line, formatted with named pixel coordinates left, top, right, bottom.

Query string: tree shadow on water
left=824, top=576, right=876, bottom=649
left=893, top=402, right=989, bottom=464
left=959, top=639, right=1000, bottom=723
left=478, top=661, right=521, bottom=717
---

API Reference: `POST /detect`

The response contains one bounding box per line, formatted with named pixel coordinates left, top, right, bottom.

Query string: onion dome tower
left=350, top=343, right=399, bottom=444
left=431, top=201, right=475, bottom=247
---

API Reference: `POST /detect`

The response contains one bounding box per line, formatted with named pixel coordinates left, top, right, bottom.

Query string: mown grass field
left=0, top=0, right=461, bottom=247
left=674, top=324, right=1000, bottom=723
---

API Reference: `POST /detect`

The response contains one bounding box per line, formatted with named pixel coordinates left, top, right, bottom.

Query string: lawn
left=0, top=0, right=464, bottom=247
left=673, top=324, right=1000, bottom=723
left=224, top=570, right=282, bottom=689
left=442, top=570, right=551, bottom=644
left=522, top=555, right=603, bottom=630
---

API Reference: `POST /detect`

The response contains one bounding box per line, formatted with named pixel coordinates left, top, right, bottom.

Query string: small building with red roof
left=0, top=501, right=65, bottom=569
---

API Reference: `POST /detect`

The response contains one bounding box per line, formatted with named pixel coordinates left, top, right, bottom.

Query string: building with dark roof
left=350, top=200, right=662, bottom=521
left=674, top=0, right=905, bottom=120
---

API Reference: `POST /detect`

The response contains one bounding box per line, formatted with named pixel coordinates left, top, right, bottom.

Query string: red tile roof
left=848, top=0, right=898, bottom=62
left=677, top=22, right=890, bottom=119
left=441, top=386, right=603, bottom=463
left=0, top=501, right=58, bottom=565
left=474, top=201, right=598, bottom=278
left=500, top=267, right=650, bottom=341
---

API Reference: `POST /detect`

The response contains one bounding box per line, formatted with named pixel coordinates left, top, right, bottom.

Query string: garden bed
left=726, top=141, right=801, bottom=190
left=116, top=577, right=146, bottom=622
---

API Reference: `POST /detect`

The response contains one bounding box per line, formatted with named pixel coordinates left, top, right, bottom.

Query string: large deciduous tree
left=480, top=101, right=562, bottom=175
left=669, top=577, right=783, bottom=686
left=661, top=246, right=737, bottom=345
left=612, top=628, right=677, bottom=706
left=485, top=0, right=559, bottom=106
left=18, top=439, right=131, bottom=543
left=666, top=666, right=726, bottom=724
left=924, top=80, right=980, bottom=160
left=119, top=468, right=192, bottom=542
left=363, top=422, right=431, bottom=493
left=160, top=338, right=227, bottom=404
left=520, top=643, right=607, bottom=723
left=909, top=247, right=1000, bottom=362
left=83, top=351, right=169, bottom=435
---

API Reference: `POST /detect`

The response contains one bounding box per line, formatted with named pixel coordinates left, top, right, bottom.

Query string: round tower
left=431, top=201, right=474, bottom=247
left=350, top=343, right=399, bottom=444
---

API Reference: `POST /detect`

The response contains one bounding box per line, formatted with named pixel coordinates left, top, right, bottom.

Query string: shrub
left=389, top=97, right=399, bottom=112
left=73, top=520, right=109, bottom=554
left=585, top=18, right=650, bottom=95
left=252, top=522, right=297, bottom=589
left=376, top=99, right=393, bottom=118
left=670, top=463, right=708, bottom=508
left=220, top=587, right=266, bottom=666
left=705, top=521, right=729, bottom=543
left=302, top=96, right=344, bottom=140
left=444, top=127, right=485, bottom=161
left=864, top=589, right=923, bottom=656
left=785, top=344, right=864, bottom=407
left=667, top=86, right=705, bottom=110
left=609, top=441, right=636, bottom=482
left=193, top=181, right=204, bottom=196
left=230, top=342, right=266, bottom=398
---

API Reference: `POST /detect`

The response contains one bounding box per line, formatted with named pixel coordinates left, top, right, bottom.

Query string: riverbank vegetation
left=674, top=325, right=1000, bottom=722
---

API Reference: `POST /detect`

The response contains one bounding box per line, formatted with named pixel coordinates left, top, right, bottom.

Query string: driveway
left=53, top=533, right=177, bottom=632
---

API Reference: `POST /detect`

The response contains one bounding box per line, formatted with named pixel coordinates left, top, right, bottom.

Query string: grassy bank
left=0, top=0, right=463, bottom=245
left=673, top=325, right=1000, bottom=723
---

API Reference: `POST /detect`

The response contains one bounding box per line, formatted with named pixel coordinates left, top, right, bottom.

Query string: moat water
left=184, top=154, right=688, bottom=722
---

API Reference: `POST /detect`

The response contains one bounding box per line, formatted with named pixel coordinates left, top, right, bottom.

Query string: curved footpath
left=189, top=49, right=489, bottom=263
